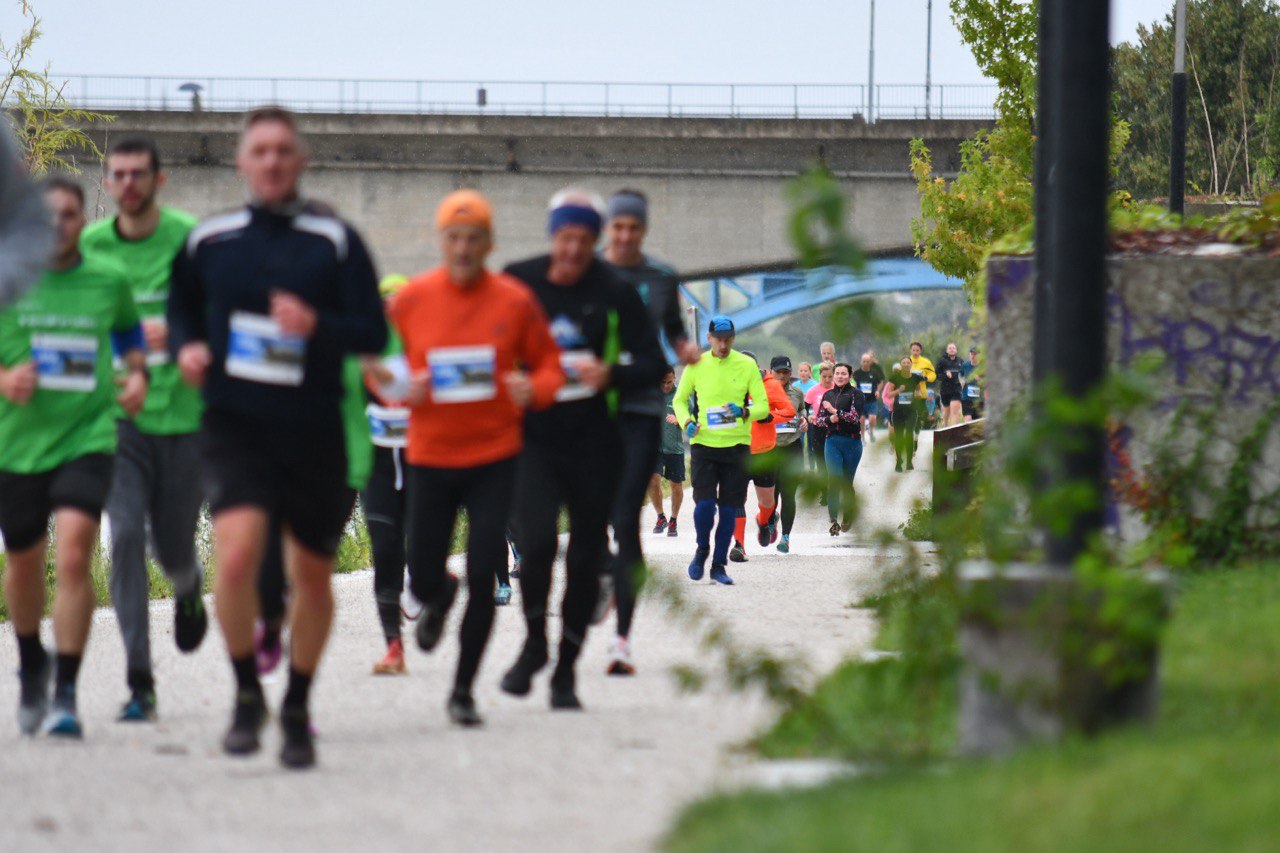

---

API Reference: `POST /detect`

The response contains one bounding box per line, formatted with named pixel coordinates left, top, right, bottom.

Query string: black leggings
left=513, top=437, right=617, bottom=685
left=776, top=439, right=805, bottom=536
left=609, top=414, right=661, bottom=639
left=892, top=410, right=918, bottom=461
left=362, top=446, right=408, bottom=641
left=810, top=430, right=828, bottom=498
left=406, top=456, right=516, bottom=694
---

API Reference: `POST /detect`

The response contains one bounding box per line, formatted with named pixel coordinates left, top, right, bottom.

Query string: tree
left=2, top=2, right=112, bottom=175
left=1113, top=0, right=1280, bottom=200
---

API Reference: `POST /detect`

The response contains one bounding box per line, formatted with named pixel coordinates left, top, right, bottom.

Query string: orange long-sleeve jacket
left=390, top=266, right=564, bottom=468
left=750, top=371, right=796, bottom=454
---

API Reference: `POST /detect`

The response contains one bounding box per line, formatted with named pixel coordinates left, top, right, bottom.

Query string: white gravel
left=0, top=432, right=931, bottom=852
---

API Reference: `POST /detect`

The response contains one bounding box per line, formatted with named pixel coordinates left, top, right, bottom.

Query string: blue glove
left=726, top=402, right=746, bottom=419
left=685, top=420, right=700, bottom=439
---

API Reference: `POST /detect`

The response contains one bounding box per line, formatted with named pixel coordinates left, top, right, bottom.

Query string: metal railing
left=51, top=74, right=997, bottom=120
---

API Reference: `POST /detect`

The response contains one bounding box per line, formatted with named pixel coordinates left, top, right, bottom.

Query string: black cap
left=969, top=346, right=979, bottom=354
left=770, top=355, right=792, bottom=372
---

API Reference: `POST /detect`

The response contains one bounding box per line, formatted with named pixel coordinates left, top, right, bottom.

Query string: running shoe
left=118, top=689, right=158, bottom=723
left=494, top=582, right=513, bottom=607
left=447, top=691, right=484, bottom=727
left=653, top=515, right=668, bottom=535
left=906, top=460, right=915, bottom=471
left=667, top=519, right=679, bottom=537
left=688, top=547, right=710, bottom=581
left=829, top=521, right=841, bottom=536
left=895, top=460, right=903, bottom=473
left=840, top=519, right=852, bottom=533
left=174, top=592, right=209, bottom=653
left=372, top=638, right=407, bottom=676
left=41, top=695, right=82, bottom=739
left=500, top=643, right=549, bottom=697
left=254, top=622, right=283, bottom=676
left=709, top=564, right=735, bottom=586
left=591, top=574, right=615, bottom=626
left=769, top=512, right=779, bottom=544
left=17, top=658, right=50, bottom=736
left=222, top=689, right=267, bottom=756
left=729, top=542, right=748, bottom=563
left=756, top=518, right=771, bottom=548
left=279, top=705, right=315, bottom=770
left=777, top=535, right=790, bottom=554
left=415, top=573, right=458, bottom=653
left=400, top=584, right=425, bottom=621
left=607, top=636, right=636, bottom=676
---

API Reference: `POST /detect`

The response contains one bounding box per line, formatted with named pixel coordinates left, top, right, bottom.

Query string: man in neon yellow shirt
left=672, top=315, right=768, bottom=585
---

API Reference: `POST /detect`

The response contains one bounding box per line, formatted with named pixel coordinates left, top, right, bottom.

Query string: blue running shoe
left=777, top=535, right=790, bottom=554
left=41, top=698, right=82, bottom=739
left=709, top=564, right=735, bottom=586
left=688, top=547, right=710, bottom=581
left=118, top=690, right=158, bottom=723
left=494, top=583, right=513, bottom=606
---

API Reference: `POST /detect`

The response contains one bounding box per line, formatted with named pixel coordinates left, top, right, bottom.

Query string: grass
left=0, top=501, right=466, bottom=623
left=666, top=565, right=1280, bottom=852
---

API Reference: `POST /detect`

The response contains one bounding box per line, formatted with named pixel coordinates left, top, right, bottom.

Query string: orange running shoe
left=372, top=638, right=407, bottom=675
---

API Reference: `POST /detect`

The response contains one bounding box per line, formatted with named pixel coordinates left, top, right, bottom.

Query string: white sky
left=4, top=1, right=1179, bottom=86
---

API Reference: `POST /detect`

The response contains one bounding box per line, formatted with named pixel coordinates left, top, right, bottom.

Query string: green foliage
left=1, top=2, right=113, bottom=175
left=898, top=502, right=933, bottom=541
left=949, top=0, right=1039, bottom=131
left=1113, top=0, right=1280, bottom=200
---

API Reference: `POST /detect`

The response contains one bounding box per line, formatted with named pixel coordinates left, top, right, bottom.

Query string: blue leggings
left=824, top=435, right=863, bottom=523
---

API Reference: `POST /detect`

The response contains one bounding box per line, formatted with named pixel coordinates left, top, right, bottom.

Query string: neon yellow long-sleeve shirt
left=672, top=349, right=769, bottom=448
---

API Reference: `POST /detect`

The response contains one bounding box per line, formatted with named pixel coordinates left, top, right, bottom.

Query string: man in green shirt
left=81, top=137, right=207, bottom=723
left=671, top=315, right=768, bottom=585
left=0, top=176, right=150, bottom=738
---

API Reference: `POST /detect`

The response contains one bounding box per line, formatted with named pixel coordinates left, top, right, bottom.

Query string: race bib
left=859, top=382, right=873, bottom=394
left=226, top=312, right=305, bottom=386
left=555, top=349, right=597, bottom=403
left=706, top=405, right=737, bottom=430
left=776, top=418, right=799, bottom=435
left=967, top=385, right=980, bottom=399
left=367, top=404, right=410, bottom=448
left=897, top=392, right=914, bottom=405
left=32, top=333, right=98, bottom=392
left=427, top=345, right=496, bottom=403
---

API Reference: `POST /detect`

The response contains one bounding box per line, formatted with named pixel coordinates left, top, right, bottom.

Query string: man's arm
left=609, top=282, right=666, bottom=391
left=672, top=365, right=695, bottom=426
left=747, top=369, right=770, bottom=422
left=311, top=228, right=388, bottom=355
left=519, top=294, right=567, bottom=410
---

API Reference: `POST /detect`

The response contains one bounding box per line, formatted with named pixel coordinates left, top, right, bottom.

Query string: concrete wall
left=984, top=254, right=1280, bottom=530
left=78, top=111, right=987, bottom=276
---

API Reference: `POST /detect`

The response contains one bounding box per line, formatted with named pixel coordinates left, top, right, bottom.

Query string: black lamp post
left=1169, top=0, right=1189, bottom=216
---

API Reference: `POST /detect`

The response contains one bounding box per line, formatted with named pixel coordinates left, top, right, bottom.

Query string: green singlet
left=80, top=207, right=202, bottom=435
left=0, top=256, right=140, bottom=473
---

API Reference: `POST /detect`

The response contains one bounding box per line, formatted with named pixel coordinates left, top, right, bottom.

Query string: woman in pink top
left=803, top=362, right=834, bottom=503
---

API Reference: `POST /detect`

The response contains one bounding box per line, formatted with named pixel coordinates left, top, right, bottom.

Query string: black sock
left=127, top=669, right=155, bottom=694
left=231, top=655, right=262, bottom=698
left=54, top=654, right=81, bottom=698
left=283, top=667, right=312, bottom=712
left=16, top=633, right=46, bottom=676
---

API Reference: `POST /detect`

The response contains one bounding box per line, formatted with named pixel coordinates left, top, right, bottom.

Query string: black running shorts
left=690, top=443, right=749, bottom=507
left=0, top=453, right=114, bottom=551
left=200, top=407, right=351, bottom=557
left=655, top=452, right=686, bottom=483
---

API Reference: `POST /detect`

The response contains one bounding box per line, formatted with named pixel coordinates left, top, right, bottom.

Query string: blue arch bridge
left=677, top=251, right=963, bottom=337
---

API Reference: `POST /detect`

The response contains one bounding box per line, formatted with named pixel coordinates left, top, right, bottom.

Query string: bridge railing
left=50, top=75, right=997, bottom=120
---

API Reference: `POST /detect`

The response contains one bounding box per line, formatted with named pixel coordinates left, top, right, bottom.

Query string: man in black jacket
left=502, top=188, right=665, bottom=710
left=168, top=106, right=386, bottom=769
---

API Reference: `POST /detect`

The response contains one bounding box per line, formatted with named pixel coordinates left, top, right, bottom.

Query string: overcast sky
left=4, top=1, right=1180, bottom=87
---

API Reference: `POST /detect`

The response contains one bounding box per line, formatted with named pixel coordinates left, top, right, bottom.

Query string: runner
left=1, top=176, right=149, bottom=737
left=818, top=341, right=837, bottom=366
left=804, top=362, right=835, bottom=504
left=0, top=119, right=52, bottom=307
left=818, top=363, right=865, bottom=535
left=729, top=350, right=794, bottom=562
left=168, top=107, right=386, bottom=768
left=937, top=343, right=965, bottom=428
left=868, top=350, right=888, bottom=440
left=502, top=188, right=664, bottom=708
left=649, top=366, right=685, bottom=541
left=80, top=136, right=207, bottom=723
left=671, top=315, right=769, bottom=586
left=851, top=353, right=881, bottom=444
left=909, top=341, right=937, bottom=448
left=795, top=361, right=817, bottom=395
left=770, top=356, right=808, bottom=554
left=600, top=188, right=696, bottom=676
left=886, top=356, right=924, bottom=472
left=391, top=189, right=564, bottom=725
left=961, top=346, right=984, bottom=422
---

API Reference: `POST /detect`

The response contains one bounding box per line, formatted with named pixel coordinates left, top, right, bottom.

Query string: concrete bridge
left=77, top=111, right=988, bottom=279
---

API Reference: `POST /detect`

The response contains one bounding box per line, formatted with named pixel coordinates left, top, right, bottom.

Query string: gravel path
left=0, top=431, right=931, bottom=852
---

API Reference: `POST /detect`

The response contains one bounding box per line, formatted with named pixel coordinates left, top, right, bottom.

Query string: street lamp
left=868, top=0, right=876, bottom=123
left=1169, top=0, right=1188, bottom=215
left=926, top=0, right=933, bottom=119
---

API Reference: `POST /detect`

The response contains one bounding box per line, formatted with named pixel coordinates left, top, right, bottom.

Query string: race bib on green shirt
left=32, top=333, right=98, bottom=392
left=897, top=392, right=914, bottom=406
left=226, top=311, right=305, bottom=386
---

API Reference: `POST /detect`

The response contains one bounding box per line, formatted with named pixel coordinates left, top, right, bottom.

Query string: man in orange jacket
left=729, top=350, right=795, bottom=561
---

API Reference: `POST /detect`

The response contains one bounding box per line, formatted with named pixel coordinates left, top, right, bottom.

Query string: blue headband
left=548, top=204, right=602, bottom=236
